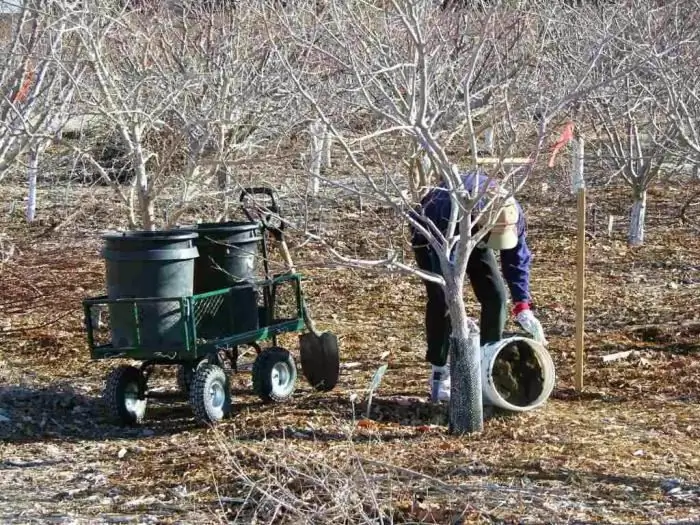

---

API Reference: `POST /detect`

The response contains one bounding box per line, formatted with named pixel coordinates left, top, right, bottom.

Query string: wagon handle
left=240, top=186, right=284, bottom=238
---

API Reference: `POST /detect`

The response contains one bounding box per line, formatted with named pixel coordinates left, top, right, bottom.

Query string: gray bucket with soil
left=481, top=336, right=556, bottom=411
left=102, top=230, right=199, bottom=350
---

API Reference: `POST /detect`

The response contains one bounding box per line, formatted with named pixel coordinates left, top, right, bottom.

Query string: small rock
left=117, top=447, right=127, bottom=459
left=170, top=485, right=188, bottom=498
left=669, top=282, right=679, bottom=290
left=661, top=478, right=682, bottom=492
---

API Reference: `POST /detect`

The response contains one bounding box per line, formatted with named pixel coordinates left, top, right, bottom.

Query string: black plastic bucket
left=102, top=230, right=199, bottom=350
left=179, top=221, right=263, bottom=339
left=184, top=221, right=262, bottom=292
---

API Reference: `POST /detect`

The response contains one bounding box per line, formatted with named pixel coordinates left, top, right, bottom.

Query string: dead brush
left=208, top=428, right=483, bottom=525
left=212, top=437, right=395, bottom=523
left=87, top=120, right=188, bottom=186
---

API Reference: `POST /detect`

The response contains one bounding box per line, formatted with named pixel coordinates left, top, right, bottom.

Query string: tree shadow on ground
left=552, top=387, right=631, bottom=403
left=484, top=462, right=700, bottom=505
left=366, top=395, right=520, bottom=425
left=225, top=394, right=502, bottom=443
left=0, top=382, right=266, bottom=444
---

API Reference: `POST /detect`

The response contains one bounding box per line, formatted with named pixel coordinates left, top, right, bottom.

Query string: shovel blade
left=299, top=331, right=340, bottom=392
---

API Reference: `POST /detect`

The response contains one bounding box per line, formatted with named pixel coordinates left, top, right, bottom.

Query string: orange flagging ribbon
left=12, top=66, right=35, bottom=104
left=548, top=120, right=574, bottom=168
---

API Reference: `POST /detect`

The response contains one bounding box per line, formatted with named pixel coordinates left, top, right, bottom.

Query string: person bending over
left=410, top=171, right=546, bottom=402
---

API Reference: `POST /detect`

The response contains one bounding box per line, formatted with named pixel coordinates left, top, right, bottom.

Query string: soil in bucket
left=491, top=340, right=545, bottom=407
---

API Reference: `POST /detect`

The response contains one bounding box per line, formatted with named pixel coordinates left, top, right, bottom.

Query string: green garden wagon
left=82, top=187, right=340, bottom=426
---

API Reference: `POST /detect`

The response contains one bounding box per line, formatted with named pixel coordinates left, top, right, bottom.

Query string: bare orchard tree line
left=578, top=0, right=700, bottom=245
left=0, top=0, right=697, bottom=430
left=0, top=0, right=300, bottom=229
left=0, top=1, right=697, bottom=235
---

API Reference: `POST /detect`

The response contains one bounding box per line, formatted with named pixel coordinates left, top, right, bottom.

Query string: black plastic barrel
left=180, top=221, right=263, bottom=339
left=186, top=221, right=262, bottom=292
left=102, top=230, right=199, bottom=350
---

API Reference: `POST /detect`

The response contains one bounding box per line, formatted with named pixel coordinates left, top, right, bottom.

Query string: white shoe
left=429, top=364, right=451, bottom=402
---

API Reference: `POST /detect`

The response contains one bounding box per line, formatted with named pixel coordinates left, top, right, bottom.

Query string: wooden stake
left=572, top=138, right=586, bottom=391
left=575, top=186, right=586, bottom=391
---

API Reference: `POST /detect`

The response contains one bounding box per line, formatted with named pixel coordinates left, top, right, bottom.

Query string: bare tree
left=580, top=2, right=693, bottom=246
left=584, top=84, right=680, bottom=246
left=0, top=1, right=84, bottom=182
left=656, top=3, right=700, bottom=229
left=62, top=1, right=286, bottom=229
left=263, top=0, right=647, bottom=433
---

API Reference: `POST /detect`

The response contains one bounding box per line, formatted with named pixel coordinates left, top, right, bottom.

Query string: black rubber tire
left=252, top=347, right=297, bottom=403
left=104, top=365, right=147, bottom=425
left=189, top=363, right=231, bottom=425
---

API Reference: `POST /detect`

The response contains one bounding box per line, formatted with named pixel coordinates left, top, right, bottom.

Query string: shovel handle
left=242, top=187, right=321, bottom=337
left=278, top=237, right=296, bottom=274
left=278, top=236, right=320, bottom=336
left=240, top=187, right=284, bottom=238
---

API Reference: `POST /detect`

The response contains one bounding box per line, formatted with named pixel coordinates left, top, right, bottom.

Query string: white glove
left=516, top=309, right=548, bottom=346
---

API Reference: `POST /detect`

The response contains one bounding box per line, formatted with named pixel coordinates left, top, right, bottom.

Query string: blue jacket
left=410, top=171, right=532, bottom=303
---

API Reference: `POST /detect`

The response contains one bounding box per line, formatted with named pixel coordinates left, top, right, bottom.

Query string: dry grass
left=0, top=161, right=699, bottom=523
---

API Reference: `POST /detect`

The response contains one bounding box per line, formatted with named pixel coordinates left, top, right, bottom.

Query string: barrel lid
left=102, top=230, right=199, bottom=242
left=180, top=220, right=262, bottom=232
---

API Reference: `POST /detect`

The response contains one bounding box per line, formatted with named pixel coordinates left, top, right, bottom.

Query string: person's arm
left=500, top=204, right=548, bottom=344
left=499, top=202, right=532, bottom=309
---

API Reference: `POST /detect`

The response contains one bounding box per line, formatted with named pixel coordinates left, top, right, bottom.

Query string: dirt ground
left=0, top=171, right=699, bottom=524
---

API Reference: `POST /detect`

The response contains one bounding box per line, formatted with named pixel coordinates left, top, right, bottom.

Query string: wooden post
left=572, top=138, right=586, bottom=391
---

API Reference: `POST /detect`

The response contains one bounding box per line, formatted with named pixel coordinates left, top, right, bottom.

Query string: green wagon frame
left=83, top=188, right=340, bottom=427
left=83, top=273, right=305, bottom=362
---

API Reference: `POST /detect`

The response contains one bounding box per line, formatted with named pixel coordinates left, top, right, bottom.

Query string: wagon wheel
left=189, top=363, right=232, bottom=425
left=252, top=347, right=297, bottom=403
left=177, top=355, right=220, bottom=395
left=104, top=365, right=147, bottom=425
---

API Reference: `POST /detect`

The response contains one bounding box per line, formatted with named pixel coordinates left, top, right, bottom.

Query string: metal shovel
left=276, top=235, right=340, bottom=392
left=240, top=187, right=340, bottom=392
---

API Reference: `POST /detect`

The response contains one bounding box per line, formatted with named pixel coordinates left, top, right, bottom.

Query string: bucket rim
left=179, top=220, right=262, bottom=232
left=102, top=230, right=199, bottom=242
left=481, top=336, right=556, bottom=412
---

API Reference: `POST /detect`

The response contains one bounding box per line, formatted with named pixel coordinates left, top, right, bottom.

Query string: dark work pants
left=413, top=245, right=507, bottom=367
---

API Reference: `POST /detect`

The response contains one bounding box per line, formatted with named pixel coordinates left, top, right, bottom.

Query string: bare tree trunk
left=445, top=276, right=483, bottom=434
left=483, top=127, right=494, bottom=154
left=628, top=188, right=647, bottom=246
left=322, top=125, right=332, bottom=168
left=127, top=179, right=138, bottom=230
left=218, top=167, right=230, bottom=221
left=308, top=119, right=324, bottom=196
left=26, top=147, right=39, bottom=223
left=131, top=126, right=156, bottom=230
